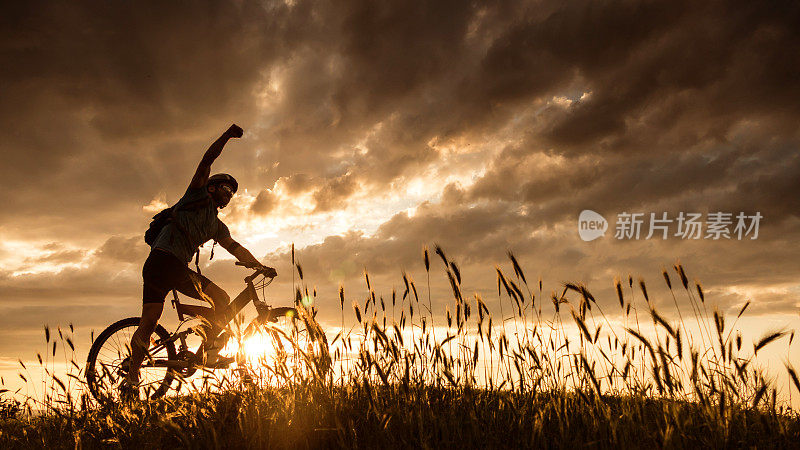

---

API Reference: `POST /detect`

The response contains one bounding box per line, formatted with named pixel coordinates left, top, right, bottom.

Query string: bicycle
left=85, top=261, right=317, bottom=403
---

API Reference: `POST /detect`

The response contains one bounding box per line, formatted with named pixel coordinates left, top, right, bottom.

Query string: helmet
left=208, top=173, right=238, bottom=193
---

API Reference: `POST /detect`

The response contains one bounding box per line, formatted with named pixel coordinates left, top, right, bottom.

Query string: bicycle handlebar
left=235, top=261, right=277, bottom=283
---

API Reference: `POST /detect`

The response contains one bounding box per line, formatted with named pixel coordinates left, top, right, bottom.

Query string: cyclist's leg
left=128, top=302, right=165, bottom=384
left=128, top=251, right=174, bottom=384
left=174, top=272, right=231, bottom=329
left=173, top=272, right=233, bottom=362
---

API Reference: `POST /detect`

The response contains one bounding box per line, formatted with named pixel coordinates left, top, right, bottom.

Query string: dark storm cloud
left=4, top=0, right=798, bottom=230
left=293, top=198, right=525, bottom=277
left=1, top=1, right=285, bottom=137
left=466, top=130, right=800, bottom=229
left=523, top=1, right=800, bottom=154
left=0, top=0, right=287, bottom=237
left=2, top=0, right=800, bottom=341
left=245, top=0, right=489, bottom=197
left=249, top=0, right=800, bottom=217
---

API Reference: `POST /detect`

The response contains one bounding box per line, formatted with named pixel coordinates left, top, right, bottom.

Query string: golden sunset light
left=2, top=0, right=800, bottom=447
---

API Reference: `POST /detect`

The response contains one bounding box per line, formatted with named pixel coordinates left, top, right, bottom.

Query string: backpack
left=144, top=207, right=175, bottom=246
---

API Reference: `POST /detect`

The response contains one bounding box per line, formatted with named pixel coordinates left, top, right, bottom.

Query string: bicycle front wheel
left=86, top=317, right=177, bottom=403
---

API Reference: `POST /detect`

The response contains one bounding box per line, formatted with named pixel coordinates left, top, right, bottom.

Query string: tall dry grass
left=2, top=246, right=799, bottom=448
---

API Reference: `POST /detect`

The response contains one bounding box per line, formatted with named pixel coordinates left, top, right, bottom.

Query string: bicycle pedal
left=205, top=355, right=235, bottom=368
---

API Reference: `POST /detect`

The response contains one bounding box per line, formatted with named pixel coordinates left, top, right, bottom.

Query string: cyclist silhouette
left=125, top=124, right=276, bottom=393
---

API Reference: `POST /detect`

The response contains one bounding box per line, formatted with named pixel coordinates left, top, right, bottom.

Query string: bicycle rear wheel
left=86, top=317, right=177, bottom=403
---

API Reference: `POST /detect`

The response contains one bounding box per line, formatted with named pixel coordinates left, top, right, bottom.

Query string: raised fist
left=227, top=124, right=244, bottom=138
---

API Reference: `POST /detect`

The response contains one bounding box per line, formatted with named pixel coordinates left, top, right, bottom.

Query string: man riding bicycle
left=125, top=123, right=276, bottom=393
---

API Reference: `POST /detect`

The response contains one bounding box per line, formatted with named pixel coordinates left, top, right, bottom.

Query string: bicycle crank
left=175, top=349, right=198, bottom=377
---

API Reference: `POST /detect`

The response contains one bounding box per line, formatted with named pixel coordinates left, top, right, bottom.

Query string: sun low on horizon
left=2, top=1, right=800, bottom=446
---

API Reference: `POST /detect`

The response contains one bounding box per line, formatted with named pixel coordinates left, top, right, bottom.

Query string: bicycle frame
left=172, top=273, right=261, bottom=325
left=146, top=270, right=277, bottom=371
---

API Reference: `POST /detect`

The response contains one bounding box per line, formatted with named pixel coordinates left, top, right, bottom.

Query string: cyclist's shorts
left=142, top=248, right=212, bottom=304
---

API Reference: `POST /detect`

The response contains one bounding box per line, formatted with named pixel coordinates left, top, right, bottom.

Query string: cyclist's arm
left=188, top=124, right=243, bottom=189
left=218, top=235, right=262, bottom=267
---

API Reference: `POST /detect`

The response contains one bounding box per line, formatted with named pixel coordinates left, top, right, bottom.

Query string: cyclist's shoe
left=118, top=379, right=139, bottom=402
left=205, top=354, right=235, bottom=368
left=195, top=344, right=235, bottom=368
left=197, top=333, right=235, bottom=368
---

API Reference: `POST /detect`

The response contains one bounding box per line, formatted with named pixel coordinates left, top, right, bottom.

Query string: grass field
left=3, top=384, right=800, bottom=448
left=2, top=247, right=799, bottom=448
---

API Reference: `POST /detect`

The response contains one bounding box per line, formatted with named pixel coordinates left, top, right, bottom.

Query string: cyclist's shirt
left=152, top=186, right=231, bottom=264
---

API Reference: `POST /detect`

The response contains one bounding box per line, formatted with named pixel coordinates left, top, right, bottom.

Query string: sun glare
left=242, top=333, right=275, bottom=362
left=218, top=319, right=312, bottom=371
left=218, top=332, right=276, bottom=366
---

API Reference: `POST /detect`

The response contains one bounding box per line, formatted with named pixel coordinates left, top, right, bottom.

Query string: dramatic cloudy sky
left=1, top=0, right=799, bottom=391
